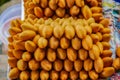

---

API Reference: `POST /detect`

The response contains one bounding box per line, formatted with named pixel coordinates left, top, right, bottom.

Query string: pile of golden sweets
left=8, top=17, right=120, bottom=80
left=7, top=0, right=120, bottom=80
left=24, top=0, right=102, bottom=20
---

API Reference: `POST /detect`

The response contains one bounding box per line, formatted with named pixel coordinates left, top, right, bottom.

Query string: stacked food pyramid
left=8, top=0, right=120, bottom=80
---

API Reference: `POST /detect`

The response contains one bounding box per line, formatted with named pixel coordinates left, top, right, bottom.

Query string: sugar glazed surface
left=7, top=0, right=120, bottom=80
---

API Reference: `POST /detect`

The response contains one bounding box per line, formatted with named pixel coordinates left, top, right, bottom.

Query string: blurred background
left=0, top=0, right=21, bottom=54
left=0, top=0, right=20, bottom=14
left=0, top=0, right=10, bottom=6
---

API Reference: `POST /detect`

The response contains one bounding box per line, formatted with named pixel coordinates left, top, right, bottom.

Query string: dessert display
left=7, top=0, right=120, bottom=80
